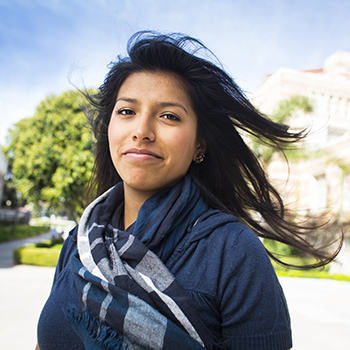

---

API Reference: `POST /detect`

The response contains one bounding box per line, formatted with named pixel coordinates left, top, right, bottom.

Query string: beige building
left=253, top=51, right=350, bottom=275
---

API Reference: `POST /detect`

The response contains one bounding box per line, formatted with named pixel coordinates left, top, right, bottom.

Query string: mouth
left=123, top=148, right=162, bottom=161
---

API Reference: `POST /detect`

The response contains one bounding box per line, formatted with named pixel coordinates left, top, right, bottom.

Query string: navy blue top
left=37, top=209, right=292, bottom=349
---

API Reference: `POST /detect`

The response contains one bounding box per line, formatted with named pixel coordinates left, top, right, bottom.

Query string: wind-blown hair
left=86, top=31, right=341, bottom=268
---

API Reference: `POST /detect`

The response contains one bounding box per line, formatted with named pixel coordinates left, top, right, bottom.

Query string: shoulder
left=60, top=225, right=78, bottom=262
left=191, top=212, right=277, bottom=292
left=184, top=209, right=267, bottom=261
left=168, top=211, right=292, bottom=349
left=168, top=210, right=272, bottom=293
left=52, top=226, right=78, bottom=284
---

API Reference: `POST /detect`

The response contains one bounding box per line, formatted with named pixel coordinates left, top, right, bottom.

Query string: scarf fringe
left=64, top=306, right=128, bottom=350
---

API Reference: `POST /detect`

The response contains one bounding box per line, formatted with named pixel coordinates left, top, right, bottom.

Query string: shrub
left=13, top=240, right=63, bottom=267
left=0, top=224, right=50, bottom=243
left=264, top=239, right=300, bottom=256
left=35, top=237, right=64, bottom=248
left=263, top=240, right=350, bottom=281
left=0, top=215, right=29, bottom=226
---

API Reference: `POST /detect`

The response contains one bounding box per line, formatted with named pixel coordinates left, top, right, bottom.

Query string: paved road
left=1, top=235, right=350, bottom=349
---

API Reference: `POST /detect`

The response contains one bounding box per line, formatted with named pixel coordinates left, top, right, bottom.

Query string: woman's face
left=108, top=71, right=203, bottom=198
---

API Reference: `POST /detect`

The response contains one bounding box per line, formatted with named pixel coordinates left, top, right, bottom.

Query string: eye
left=117, top=108, right=135, bottom=115
left=162, top=113, right=180, bottom=121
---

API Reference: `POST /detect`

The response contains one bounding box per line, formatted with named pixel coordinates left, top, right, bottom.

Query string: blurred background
left=0, top=0, right=350, bottom=349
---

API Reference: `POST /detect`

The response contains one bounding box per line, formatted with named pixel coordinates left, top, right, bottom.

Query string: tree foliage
left=3, top=90, right=95, bottom=222
left=252, top=95, right=314, bottom=166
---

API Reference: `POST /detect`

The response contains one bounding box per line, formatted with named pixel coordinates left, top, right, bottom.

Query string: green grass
left=270, top=256, right=350, bottom=282
left=0, top=224, right=50, bottom=243
left=275, top=269, right=350, bottom=281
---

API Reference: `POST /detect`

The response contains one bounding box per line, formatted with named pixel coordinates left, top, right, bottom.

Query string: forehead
left=117, top=71, right=192, bottom=104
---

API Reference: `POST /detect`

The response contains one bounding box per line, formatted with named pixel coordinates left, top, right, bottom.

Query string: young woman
left=37, top=32, right=339, bottom=350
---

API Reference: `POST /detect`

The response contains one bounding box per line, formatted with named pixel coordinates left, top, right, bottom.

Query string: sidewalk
left=0, top=233, right=55, bottom=350
left=279, top=277, right=350, bottom=350
left=0, top=235, right=350, bottom=349
left=0, top=265, right=55, bottom=350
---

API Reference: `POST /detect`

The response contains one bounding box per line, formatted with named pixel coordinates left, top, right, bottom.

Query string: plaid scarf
left=65, top=175, right=217, bottom=350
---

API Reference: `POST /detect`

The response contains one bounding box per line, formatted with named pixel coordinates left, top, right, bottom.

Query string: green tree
left=3, top=90, right=95, bottom=222
left=252, top=95, right=314, bottom=166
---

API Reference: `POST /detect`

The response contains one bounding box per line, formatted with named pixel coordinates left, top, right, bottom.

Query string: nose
left=132, top=114, right=155, bottom=142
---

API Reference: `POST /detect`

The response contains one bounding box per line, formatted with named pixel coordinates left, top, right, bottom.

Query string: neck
left=123, top=184, right=158, bottom=229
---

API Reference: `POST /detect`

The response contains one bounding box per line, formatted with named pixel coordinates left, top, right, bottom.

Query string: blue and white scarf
left=65, top=175, right=218, bottom=349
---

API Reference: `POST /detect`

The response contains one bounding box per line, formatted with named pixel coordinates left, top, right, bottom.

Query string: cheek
left=108, top=122, right=125, bottom=149
left=172, top=130, right=198, bottom=157
left=107, top=126, right=115, bottom=153
left=108, top=127, right=124, bottom=169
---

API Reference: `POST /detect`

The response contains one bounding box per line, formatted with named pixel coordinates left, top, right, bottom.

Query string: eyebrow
left=116, top=97, right=188, bottom=114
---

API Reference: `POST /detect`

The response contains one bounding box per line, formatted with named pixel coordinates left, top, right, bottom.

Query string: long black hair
left=86, top=31, right=342, bottom=268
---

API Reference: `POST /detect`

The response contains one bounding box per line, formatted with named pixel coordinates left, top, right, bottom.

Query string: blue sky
left=1, top=0, right=350, bottom=144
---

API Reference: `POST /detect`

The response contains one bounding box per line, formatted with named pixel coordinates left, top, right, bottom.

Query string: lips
left=123, top=148, right=162, bottom=161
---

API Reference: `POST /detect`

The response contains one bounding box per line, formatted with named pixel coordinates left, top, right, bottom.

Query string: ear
left=193, top=139, right=206, bottom=161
